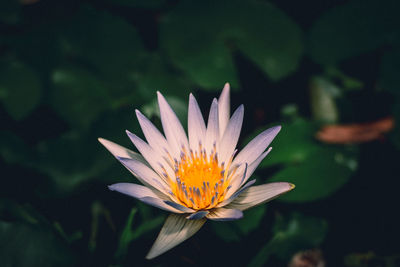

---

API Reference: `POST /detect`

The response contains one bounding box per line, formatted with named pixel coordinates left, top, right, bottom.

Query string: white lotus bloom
left=99, top=83, right=294, bottom=259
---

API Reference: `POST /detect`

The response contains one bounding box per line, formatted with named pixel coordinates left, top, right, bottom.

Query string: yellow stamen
left=171, top=145, right=230, bottom=210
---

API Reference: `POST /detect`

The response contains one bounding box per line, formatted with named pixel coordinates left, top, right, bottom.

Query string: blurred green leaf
left=51, top=5, right=162, bottom=127
left=211, top=221, right=241, bottom=242
left=160, top=0, right=303, bottom=89
left=115, top=207, right=164, bottom=260
left=259, top=119, right=320, bottom=167
left=0, top=220, right=76, bottom=267
left=132, top=53, right=192, bottom=100
left=234, top=205, right=266, bottom=236
left=32, top=132, right=114, bottom=196
left=269, top=145, right=357, bottom=202
left=50, top=66, right=111, bottom=128
left=0, top=131, right=31, bottom=164
left=59, top=5, right=147, bottom=82
left=380, top=48, right=400, bottom=95
left=102, top=0, right=166, bottom=8
left=256, top=119, right=357, bottom=202
left=4, top=24, right=60, bottom=74
left=310, top=77, right=340, bottom=123
left=250, top=212, right=328, bottom=266
left=212, top=205, right=267, bottom=242
left=308, top=0, right=400, bottom=65
left=0, top=0, right=20, bottom=24
left=0, top=60, right=42, bottom=120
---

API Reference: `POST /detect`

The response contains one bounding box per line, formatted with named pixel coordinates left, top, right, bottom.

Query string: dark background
left=1, top=0, right=400, bottom=266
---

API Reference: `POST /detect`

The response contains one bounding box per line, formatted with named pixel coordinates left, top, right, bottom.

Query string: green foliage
left=257, top=118, right=358, bottom=202
left=59, top=5, right=147, bottom=78
left=160, top=0, right=303, bottom=89
left=50, top=66, right=112, bottom=128
left=102, top=0, right=166, bottom=8
left=115, top=207, right=164, bottom=260
left=0, top=59, right=42, bottom=120
left=309, top=0, right=400, bottom=64
left=0, top=201, right=76, bottom=267
left=211, top=205, right=267, bottom=242
left=0, top=0, right=20, bottom=24
left=0, top=0, right=399, bottom=265
left=0, top=221, right=76, bottom=267
left=250, top=212, right=328, bottom=266
left=380, top=48, right=400, bottom=95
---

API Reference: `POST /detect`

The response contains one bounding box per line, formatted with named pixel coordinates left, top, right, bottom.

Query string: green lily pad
left=380, top=48, right=400, bottom=95
left=0, top=220, right=76, bottom=267
left=211, top=205, right=267, bottom=242
left=268, top=146, right=357, bottom=202
left=58, top=5, right=147, bottom=80
left=259, top=119, right=320, bottom=168
left=0, top=0, right=20, bottom=24
left=308, top=0, right=400, bottom=65
left=0, top=60, right=42, bottom=120
left=50, top=66, right=111, bottom=128
left=102, top=0, right=166, bottom=8
left=250, top=212, right=328, bottom=266
left=115, top=207, right=164, bottom=260
left=255, top=119, right=358, bottom=202
left=160, top=0, right=303, bottom=89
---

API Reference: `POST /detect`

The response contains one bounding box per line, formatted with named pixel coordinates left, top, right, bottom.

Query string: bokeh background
left=1, top=0, right=399, bottom=266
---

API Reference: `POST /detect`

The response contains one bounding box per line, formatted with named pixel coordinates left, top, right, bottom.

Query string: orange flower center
left=171, top=146, right=231, bottom=210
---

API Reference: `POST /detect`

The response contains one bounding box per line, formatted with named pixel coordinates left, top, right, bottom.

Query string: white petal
left=146, top=214, right=206, bottom=259
left=225, top=182, right=295, bottom=211
left=108, top=183, right=182, bottom=213
left=218, top=105, right=244, bottom=164
left=223, top=149, right=272, bottom=198
left=109, top=182, right=160, bottom=199
left=117, top=157, right=170, bottom=195
left=219, top=179, right=256, bottom=207
left=164, top=200, right=195, bottom=213
left=126, top=131, right=175, bottom=182
left=157, top=92, right=189, bottom=155
left=241, top=147, right=272, bottom=186
left=186, top=210, right=209, bottom=220
left=206, top=207, right=243, bottom=221
left=232, top=126, right=281, bottom=167
left=98, top=138, right=146, bottom=164
left=205, top=98, right=219, bottom=154
left=188, top=93, right=206, bottom=152
left=135, top=109, right=174, bottom=160
left=218, top=83, right=230, bottom=138
left=224, top=163, right=248, bottom=200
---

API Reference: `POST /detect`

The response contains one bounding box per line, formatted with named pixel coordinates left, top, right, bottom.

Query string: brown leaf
left=316, top=117, right=394, bottom=144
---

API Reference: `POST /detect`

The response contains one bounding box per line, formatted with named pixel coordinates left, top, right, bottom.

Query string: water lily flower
left=99, top=83, right=294, bottom=259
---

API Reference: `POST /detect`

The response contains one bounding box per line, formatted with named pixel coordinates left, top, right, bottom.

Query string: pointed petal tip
left=145, top=253, right=154, bottom=260
left=156, top=91, right=164, bottom=100
left=289, top=183, right=296, bottom=190
left=108, top=184, right=117, bottom=191
left=274, top=125, right=282, bottom=132
left=125, top=129, right=134, bottom=137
